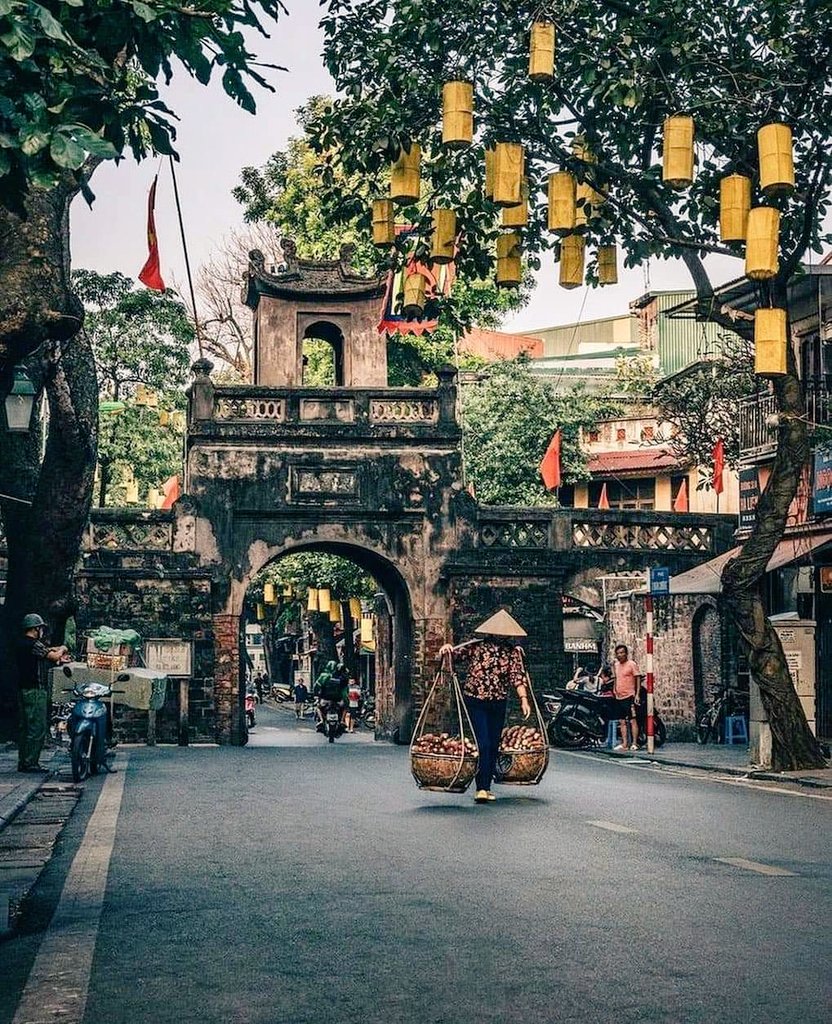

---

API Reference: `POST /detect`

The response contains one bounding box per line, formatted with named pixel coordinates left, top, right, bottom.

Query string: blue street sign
left=648, top=567, right=670, bottom=596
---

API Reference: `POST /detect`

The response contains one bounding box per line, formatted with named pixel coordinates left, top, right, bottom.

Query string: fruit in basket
left=499, top=725, right=544, bottom=752
left=412, top=732, right=477, bottom=757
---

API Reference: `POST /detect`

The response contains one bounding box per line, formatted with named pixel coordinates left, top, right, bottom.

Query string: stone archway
left=692, top=601, right=721, bottom=715
left=234, top=539, right=415, bottom=743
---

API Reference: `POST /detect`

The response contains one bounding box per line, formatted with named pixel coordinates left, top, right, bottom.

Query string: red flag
left=711, top=438, right=725, bottom=494
left=598, top=482, right=610, bottom=509
left=160, top=475, right=180, bottom=509
left=673, top=478, right=689, bottom=513
left=138, top=176, right=165, bottom=291
left=539, top=429, right=562, bottom=490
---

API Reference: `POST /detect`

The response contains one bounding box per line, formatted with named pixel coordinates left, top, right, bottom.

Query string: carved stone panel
left=299, top=399, right=356, bottom=423
left=289, top=464, right=362, bottom=504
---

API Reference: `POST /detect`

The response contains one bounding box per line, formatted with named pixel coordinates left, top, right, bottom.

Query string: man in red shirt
left=612, top=643, right=642, bottom=751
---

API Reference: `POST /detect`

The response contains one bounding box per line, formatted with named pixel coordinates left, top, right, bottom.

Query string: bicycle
left=696, top=687, right=748, bottom=745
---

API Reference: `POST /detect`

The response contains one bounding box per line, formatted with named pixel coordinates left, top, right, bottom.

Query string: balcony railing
left=739, top=381, right=832, bottom=461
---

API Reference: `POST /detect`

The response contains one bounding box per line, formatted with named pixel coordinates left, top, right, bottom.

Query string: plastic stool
left=724, top=715, right=748, bottom=745
left=607, top=719, right=620, bottom=748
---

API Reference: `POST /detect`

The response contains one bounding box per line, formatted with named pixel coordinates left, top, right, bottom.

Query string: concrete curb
left=594, top=748, right=832, bottom=790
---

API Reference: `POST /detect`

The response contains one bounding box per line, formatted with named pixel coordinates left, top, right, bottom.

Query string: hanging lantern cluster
left=662, top=115, right=695, bottom=189
left=754, top=308, right=788, bottom=376
left=372, top=199, right=395, bottom=246
left=719, top=174, right=751, bottom=242
left=496, top=232, right=522, bottom=287
left=528, top=22, right=556, bottom=80
left=493, top=142, right=524, bottom=207
left=559, top=235, right=585, bottom=290
left=403, top=270, right=426, bottom=316
left=263, top=582, right=276, bottom=604
left=390, top=143, right=421, bottom=204
left=431, top=208, right=457, bottom=264
left=442, top=81, right=473, bottom=147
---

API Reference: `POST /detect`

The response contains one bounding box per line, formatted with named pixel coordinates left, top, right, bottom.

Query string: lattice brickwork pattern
left=90, top=521, right=173, bottom=551
left=369, top=399, right=439, bottom=423
left=214, top=397, right=285, bottom=421
left=572, top=521, right=712, bottom=552
left=479, top=521, right=550, bottom=548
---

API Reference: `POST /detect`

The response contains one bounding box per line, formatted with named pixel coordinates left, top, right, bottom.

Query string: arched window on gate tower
left=302, top=320, right=345, bottom=386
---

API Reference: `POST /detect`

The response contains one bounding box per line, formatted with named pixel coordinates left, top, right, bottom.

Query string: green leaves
left=49, top=130, right=85, bottom=169
left=1, top=20, right=36, bottom=60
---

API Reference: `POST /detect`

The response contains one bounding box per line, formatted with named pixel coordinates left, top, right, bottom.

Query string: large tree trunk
left=722, top=310, right=826, bottom=771
left=0, top=177, right=98, bottom=738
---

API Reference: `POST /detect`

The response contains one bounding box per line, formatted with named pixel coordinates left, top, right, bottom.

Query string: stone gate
left=73, top=246, right=736, bottom=745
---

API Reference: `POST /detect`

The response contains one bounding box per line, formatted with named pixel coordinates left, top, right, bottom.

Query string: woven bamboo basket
left=390, top=143, right=421, bottom=204
left=559, top=234, right=585, bottom=289
left=548, top=172, right=576, bottom=233
left=372, top=199, right=395, bottom=246
left=496, top=232, right=522, bottom=287
left=754, top=308, right=788, bottom=376
left=410, top=659, right=479, bottom=794
left=597, top=245, right=618, bottom=285
left=757, top=123, right=794, bottom=196
left=493, top=656, right=549, bottom=786
left=442, top=81, right=473, bottom=147
left=528, top=21, right=555, bottom=80
left=662, top=115, right=694, bottom=188
left=431, top=208, right=457, bottom=264
left=746, top=207, right=779, bottom=281
left=493, top=143, right=524, bottom=207
left=719, top=175, right=751, bottom=242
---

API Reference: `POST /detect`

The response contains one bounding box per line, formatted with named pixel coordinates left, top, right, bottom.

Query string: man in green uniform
left=16, top=613, right=69, bottom=773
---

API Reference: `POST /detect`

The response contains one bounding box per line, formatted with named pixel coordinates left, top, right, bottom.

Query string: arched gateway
left=74, top=244, right=735, bottom=745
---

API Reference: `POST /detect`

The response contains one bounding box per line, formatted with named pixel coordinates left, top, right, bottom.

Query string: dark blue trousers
left=464, top=696, right=507, bottom=792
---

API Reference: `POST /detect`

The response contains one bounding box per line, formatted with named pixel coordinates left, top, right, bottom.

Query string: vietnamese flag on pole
left=160, top=475, right=180, bottom=509
left=598, top=482, right=610, bottom=509
left=138, top=176, right=165, bottom=292
left=673, top=477, right=689, bottom=513
left=539, top=429, right=562, bottom=490
left=711, top=438, right=725, bottom=494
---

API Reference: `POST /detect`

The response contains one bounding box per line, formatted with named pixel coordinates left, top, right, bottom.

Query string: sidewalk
left=0, top=742, right=67, bottom=834
left=596, top=741, right=832, bottom=789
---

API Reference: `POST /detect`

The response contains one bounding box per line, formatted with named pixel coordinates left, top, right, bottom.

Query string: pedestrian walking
left=612, top=643, right=642, bottom=750
left=345, top=678, right=362, bottom=732
left=16, top=613, right=70, bottom=773
left=293, top=680, right=309, bottom=719
left=439, top=609, right=531, bottom=804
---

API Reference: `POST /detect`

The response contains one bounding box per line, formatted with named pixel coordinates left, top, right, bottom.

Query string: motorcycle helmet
left=22, top=613, right=46, bottom=630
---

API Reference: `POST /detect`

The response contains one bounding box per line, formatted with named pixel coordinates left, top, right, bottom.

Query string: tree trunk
left=721, top=310, right=826, bottom=771
left=0, top=176, right=98, bottom=738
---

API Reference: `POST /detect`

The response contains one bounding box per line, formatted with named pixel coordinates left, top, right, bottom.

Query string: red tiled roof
left=460, top=328, right=543, bottom=361
left=587, top=448, right=685, bottom=476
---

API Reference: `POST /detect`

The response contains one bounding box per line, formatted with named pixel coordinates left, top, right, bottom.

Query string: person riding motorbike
left=313, top=661, right=347, bottom=730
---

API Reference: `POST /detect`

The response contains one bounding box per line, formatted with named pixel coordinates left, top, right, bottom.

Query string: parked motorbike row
left=542, top=682, right=667, bottom=750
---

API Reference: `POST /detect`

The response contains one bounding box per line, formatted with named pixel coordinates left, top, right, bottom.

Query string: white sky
left=70, top=2, right=747, bottom=336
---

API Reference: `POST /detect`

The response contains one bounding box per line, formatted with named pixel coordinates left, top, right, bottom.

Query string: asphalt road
left=2, top=702, right=830, bottom=1024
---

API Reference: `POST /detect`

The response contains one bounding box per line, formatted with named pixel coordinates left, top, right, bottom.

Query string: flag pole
left=168, top=156, right=204, bottom=360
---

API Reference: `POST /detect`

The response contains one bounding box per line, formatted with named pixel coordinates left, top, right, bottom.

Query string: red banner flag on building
left=711, top=438, right=725, bottom=494
left=160, top=474, right=180, bottom=509
left=598, top=482, right=610, bottom=509
left=138, top=176, right=165, bottom=292
left=539, top=429, right=562, bottom=490
left=673, top=478, right=689, bottom=513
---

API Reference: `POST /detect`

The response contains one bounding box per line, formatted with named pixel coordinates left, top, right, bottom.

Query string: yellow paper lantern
left=575, top=182, right=599, bottom=229
left=125, top=481, right=139, bottom=504
left=758, top=123, right=794, bottom=197
left=390, top=143, right=421, bottom=204
left=329, top=601, right=342, bottom=624
left=548, top=172, right=576, bottom=233
left=256, top=603, right=265, bottom=621
left=283, top=584, right=294, bottom=599
left=431, top=208, right=456, bottom=264
left=147, top=487, right=161, bottom=508
left=372, top=199, right=395, bottom=246
left=135, top=385, right=158, bottom=408
left=501, top=178, right=529, bottom=228
left=307, top=588, right=319, bottom=612
left=402, top=272, right=426, bottom=316
left=318, top=587, right=331, bottom=613
left=484, top=147, right=495, bottom=199
left=719, top=174, right=752, bottom=242
left=158, top=410, right=170, bottom=427
left=360, top=617, right=374, bottom=644
left=754, top=308, right=788, bottom=376
left=349, top=597, right=362, bottom=621
left=442, top=81, right=473, bottom=147
left=745, top=207, right=780, bottom=281
left=529, top=21, right=555, bottom=80
left=559, top=235, right=585, bottom=289
left=263, top=582, right=276, bottom=604
left=495, top=232, right=522, bottom=288
left=493, top=142, right=524, bottom=207
left=662, top=115, right=695, bottom=189
left=597, top=245, right=618, bottom=285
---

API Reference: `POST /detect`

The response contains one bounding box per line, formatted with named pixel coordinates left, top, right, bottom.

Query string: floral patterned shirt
left=454, top=640, right=527, bottom=701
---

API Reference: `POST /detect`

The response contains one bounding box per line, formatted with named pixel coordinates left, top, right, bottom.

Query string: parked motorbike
left=544, top=685, right=666, bottom=749
left=316, top=699, right=345, bottom=743
left=61, top=665, right=121, bottom=782
left=245, top=690, right=256, bottom=729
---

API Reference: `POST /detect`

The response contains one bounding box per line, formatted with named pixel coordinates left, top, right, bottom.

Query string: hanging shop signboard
left=812, top=446, right=832, bottom=517
left=144, top=639, right=193, bottom=677
left=738, top=467, right=761, bottom=529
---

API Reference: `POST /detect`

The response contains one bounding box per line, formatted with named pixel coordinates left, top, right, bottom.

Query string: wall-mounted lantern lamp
left=4, top=367, right=36, bottom=433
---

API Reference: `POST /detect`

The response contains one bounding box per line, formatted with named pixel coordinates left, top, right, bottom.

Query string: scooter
left=61, top=665, right=121, bottom=782
left=316, top=699, right=345, bottom=743
left=545, top=686, right=667, bottom=749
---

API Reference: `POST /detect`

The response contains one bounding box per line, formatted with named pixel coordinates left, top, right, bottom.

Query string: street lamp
left=4, top=367, right=36, bottom=433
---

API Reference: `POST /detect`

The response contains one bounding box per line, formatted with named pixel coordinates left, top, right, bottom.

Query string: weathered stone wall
left=606, top=591, right=725, bottom=733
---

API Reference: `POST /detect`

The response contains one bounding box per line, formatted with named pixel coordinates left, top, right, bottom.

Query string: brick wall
left=606, top=591, right=725, bottom=735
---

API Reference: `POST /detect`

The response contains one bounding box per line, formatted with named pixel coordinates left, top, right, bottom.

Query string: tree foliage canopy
left=0, top=0, right=286, bottom=206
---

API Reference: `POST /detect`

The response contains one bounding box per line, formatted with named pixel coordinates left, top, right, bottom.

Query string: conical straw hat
left=474, top=608, right=527, bottom=637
